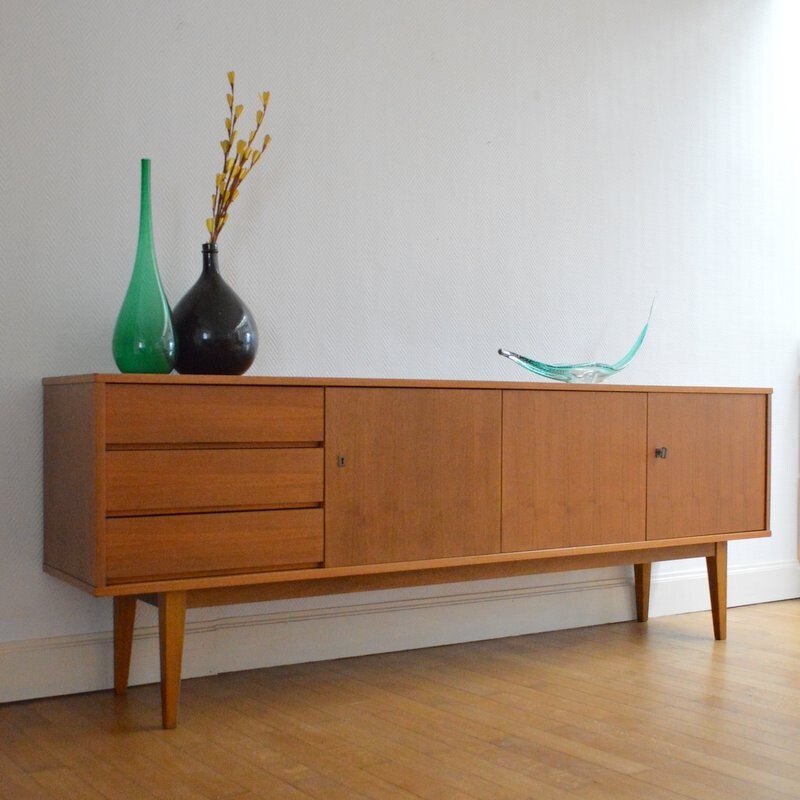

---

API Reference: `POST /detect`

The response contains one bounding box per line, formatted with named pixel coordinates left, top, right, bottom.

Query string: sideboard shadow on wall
left=42, top=373, right=771, bottom=729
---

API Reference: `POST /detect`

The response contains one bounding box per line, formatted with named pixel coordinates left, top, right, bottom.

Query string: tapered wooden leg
left=634, top=562, right=652, bottom=623
left=706, top=541, right=727, bottom=641
left=113, top=595, right=137, bottom=695
left=158, top=591, right=187, bottom=729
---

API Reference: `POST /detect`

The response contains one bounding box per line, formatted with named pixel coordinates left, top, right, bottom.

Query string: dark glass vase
left=172, top=243, right=258, bottom=375
left=112, top=159, right=176, bottom=373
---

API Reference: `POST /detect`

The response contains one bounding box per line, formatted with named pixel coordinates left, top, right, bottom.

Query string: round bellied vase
left=172, top=243, right=258, bottom=375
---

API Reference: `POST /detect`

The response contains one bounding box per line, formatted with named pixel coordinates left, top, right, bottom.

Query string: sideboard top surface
left=42, top=373, right=773, bottom=394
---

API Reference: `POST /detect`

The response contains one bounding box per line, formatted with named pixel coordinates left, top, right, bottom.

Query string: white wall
left=2, top=0, right=799, bottom=700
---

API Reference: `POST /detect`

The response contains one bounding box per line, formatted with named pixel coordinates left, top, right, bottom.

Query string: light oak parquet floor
left=1, top=599, right=799, bottom=799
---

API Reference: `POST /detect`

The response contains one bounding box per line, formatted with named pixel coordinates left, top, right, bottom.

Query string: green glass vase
left=112, top=159, right=176, bottom=373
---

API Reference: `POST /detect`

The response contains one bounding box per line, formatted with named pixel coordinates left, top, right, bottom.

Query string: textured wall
left=1, top=1, right=798, bottom=665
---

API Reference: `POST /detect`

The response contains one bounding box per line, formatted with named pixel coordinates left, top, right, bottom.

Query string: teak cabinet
left=42, top=374, right=771, bottom=728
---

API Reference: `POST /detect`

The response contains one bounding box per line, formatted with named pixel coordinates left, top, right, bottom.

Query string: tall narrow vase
left=112, top=159, right=176, bottom=374
left=172, top=243, right=258, bottom=375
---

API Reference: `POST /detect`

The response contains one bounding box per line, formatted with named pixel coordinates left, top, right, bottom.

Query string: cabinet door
left=325, top=388, right=502, bottom=566
left=647, top=393, right=768, bottom=539
left=502, top=390, right=647, bottom=551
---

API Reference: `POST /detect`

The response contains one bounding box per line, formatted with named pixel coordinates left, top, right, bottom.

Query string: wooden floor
left=1, top=600, right=799, bottom=799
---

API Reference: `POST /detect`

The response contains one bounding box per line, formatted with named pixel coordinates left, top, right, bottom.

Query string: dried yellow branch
left=207, top=72, right=272, bottom=244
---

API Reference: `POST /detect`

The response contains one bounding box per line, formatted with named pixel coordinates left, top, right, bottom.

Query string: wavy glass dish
left=499, top=303, right=653, bottom=384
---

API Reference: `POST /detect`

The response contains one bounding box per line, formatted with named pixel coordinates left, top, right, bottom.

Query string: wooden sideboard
left=42, top=374, right=771, bottom=728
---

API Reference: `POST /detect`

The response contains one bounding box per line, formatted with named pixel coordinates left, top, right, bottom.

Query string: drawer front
left=105, top=385, right=324, bottom=445
left=106, top=448, right=323, bottom=514
left=106, top=508, right=323, bottom=581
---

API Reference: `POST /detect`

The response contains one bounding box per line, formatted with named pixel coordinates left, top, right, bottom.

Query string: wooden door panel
left=646, top=393, right=768, bottom=539
left=502, top=390, right=647, bottom=551
left=325, top=388, right=502, bottom=566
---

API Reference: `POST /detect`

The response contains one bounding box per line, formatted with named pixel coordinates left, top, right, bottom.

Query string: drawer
left=105, top=508, right=323, bottom=581
left=105, top=385, right=324, bottom=445
left=106, top=448, right=323, bottom=514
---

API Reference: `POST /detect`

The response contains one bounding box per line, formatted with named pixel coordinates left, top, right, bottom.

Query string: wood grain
left=647, top=393, right=768, bottom=539
left=5, top=600, right=798, bottom=798
left=158, top=591, right=186, bottom=730
left=502, top=390, right=648, bottom=551
left=105, top=384, right=324, bottom=445
left=105, top=448, right=323, bottom=515
left=707, top=540, right=728, bottom=640
left=324, top=388, right=502, bottom=566
left=91, top=534, right=772, bottom=598
left=42, top=381, right=103, bottom=588
left=634, top=562, right=651, bottom=622
left=106, top=508, right=324, bottom=581
left=112, top=596, right=136, bottom=695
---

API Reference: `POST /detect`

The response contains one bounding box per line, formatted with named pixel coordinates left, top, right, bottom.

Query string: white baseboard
left=2, top=560, right=799, bottom=704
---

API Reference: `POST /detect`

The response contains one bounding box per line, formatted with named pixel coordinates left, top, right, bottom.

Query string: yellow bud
left=225, top=158, right=233, bottom=172
left=226, top=93, right=233, bottom=108
left=256, top=109, right=264, bottom=126
left=234, top=104, right=244, bottom=119
left=236, top=139, right=246, bottom=155
left=260, top=91, right=270, bottom=106
left=227, top=71, right=235, bottom=85
left=262, top=133, right=271, bottom=150
left=220, top=139, right=230, bottom=153
left=206, top=218, right=214, bottom=234
left=251, top=150, right=261, bottom=165
left=232, top=189, right=239, bottom=201
left=225, top=117, right=231, bottom=132
left=239, top=167, right=249, bottom=181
